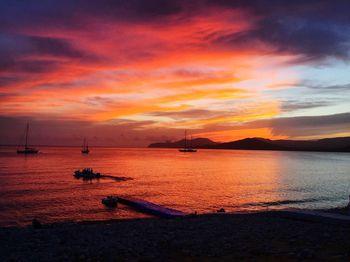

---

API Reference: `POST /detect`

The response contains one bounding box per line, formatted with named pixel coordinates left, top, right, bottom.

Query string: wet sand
left=1, top=211, right=350, bottom=261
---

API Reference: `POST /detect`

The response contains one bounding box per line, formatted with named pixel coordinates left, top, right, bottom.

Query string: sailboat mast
left=184, top=130, right=187, bottom=148
left=25, top=123, right=29, bottom=148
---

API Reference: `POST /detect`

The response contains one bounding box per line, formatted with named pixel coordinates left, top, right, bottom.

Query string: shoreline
left=1, top=205, right=348, bottom=229
left=1, top=209, right=350, bottom=261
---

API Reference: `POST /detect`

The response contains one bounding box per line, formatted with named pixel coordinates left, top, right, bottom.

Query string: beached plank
left=117, top=197, right=189, bottom=218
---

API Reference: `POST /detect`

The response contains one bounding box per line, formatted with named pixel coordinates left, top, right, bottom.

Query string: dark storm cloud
left=0, top=34, right=88, bottom=60
left=213, top=0, right=350, bottom=60
left=281, top=100, right=331, bottom=112
left=305, top=82, right=350, bottom=92
left=211, top=0, right=350, bottom=23
left=29, top=36, right=85, bottom=58
left=0, top=76, right=25, bottom=87
left=10, top=60, right=62, bottom=74
left=271, top=112, right=350, bottom=129
left=198, top=111, right=350, bottom=138
left=0, top=92, right=18, bottom=101
left=0, top=34, right=94, bottom=75
left=1, top=0, right=350, bottom=66
left=79, top=0, right=184, bottom=20
left=246, top=112, right=350, bottom=137
left=0, top=0, right=184, bottom=31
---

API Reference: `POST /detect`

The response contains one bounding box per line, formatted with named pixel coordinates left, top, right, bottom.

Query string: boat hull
left=179, top=149, right=197, bottom=152
left=17, top=149, right=39, bottom=154
left=102, top=197, right=118, bottom=207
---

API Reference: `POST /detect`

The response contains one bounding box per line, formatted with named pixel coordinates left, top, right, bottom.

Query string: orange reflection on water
left=1, top=147, right=349, bottom=227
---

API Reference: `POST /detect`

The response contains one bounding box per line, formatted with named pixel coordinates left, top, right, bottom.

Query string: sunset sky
left=1, top=0, right=350, bottom=146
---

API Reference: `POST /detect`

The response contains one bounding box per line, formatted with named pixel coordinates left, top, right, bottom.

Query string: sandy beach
left=1, top=211, right=350, bottom=261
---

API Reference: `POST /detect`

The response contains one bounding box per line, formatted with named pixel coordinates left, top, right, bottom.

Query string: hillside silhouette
left=148, top=137, right=350, bottom=152
left=149, top=138, right=217, bottom=148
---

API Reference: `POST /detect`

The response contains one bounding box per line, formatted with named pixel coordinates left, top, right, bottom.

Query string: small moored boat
left=17, top=123, right=39, bottom=154
left=74, top=168, right=101, bottom=179
left=102, top=196, right=118, bottom=207
left=17, top=147, right=39, bottom=154
left=178, top=130, right=197, bottom=152
left=81, top=138, right=89, bottom=154
left=179, top=148, right=197, bottom=152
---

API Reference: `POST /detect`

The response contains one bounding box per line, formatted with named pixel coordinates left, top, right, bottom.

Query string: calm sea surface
left=0, top=147, right=350, bottom=227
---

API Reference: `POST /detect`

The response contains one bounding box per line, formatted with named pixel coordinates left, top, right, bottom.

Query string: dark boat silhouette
left=102, top=196, right=118, bottom=207
left=81, top=138, right=90, bottom=154
left=74, top=168, right=101, bottom=179
left=179, top=131, right=197, bottom=152
left=17, top=123, right=39, bottom=154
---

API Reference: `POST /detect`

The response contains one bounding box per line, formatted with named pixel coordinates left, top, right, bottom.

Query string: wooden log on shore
left=117, top=197, right=189, bottom=218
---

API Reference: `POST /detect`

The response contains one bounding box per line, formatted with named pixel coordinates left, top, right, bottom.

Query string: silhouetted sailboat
left=179, top=131, right=197, bottom=152
left=81, top=138, right=90, bottom=154
left=17, top=123, right=39, bottom=154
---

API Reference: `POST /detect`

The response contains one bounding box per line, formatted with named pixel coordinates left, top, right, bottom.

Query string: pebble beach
left=1, top=211, right=350, bottom=261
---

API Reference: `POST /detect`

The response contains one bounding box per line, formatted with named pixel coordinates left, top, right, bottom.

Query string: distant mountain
left=341, top=146, right=350, bottom=152
left=148, top=138, right=217, bottom=148
left=148, top=136, right=350, bottom=152
left=273, top=137, right=350, bottom=151
left=206, top=138, right=286, bottom=150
